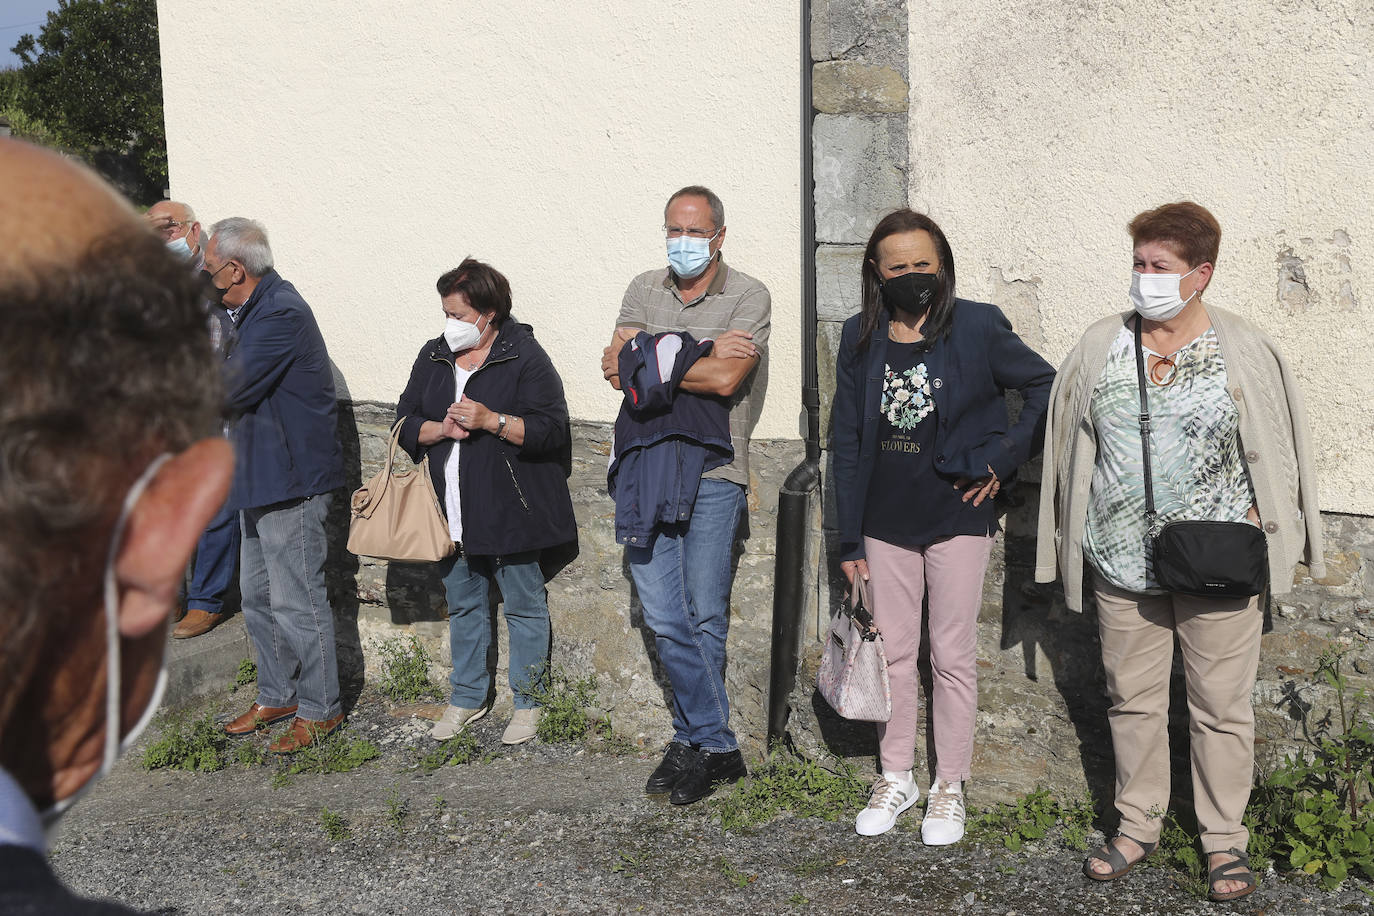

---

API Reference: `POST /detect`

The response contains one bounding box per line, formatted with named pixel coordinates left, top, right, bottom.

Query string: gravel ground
left=48, top=688, right=1372, bottom=916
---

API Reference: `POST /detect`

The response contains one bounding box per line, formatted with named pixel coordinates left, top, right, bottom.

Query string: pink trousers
left=864, top=534, right=994, bottom=780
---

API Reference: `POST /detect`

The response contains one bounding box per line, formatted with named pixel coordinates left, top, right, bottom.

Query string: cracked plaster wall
left=906, top=0, right=1374, bottom=515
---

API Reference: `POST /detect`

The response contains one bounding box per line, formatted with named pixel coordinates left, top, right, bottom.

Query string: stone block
left=813, top=60, right=908, bottom=114
left=815, top=319, right=847, bottom=432
left=814, top=114, right=907, bottom=244
left=811, top=0, right=908, bottom=74
left=817, top=244, right=865, bottom=321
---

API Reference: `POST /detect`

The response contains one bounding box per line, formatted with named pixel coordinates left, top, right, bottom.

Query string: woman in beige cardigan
left=1035, top=202, right=1324, bottom=903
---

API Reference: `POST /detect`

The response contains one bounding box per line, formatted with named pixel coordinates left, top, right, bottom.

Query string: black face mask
left=201, top=264, right=230, bottom=308
left=881, top=271, right=939, bottom=320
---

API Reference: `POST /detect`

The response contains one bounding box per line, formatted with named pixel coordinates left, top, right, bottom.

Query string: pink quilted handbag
left=816, top=575, right=892, bottom=722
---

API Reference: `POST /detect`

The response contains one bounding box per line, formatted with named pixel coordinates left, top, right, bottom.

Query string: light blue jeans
left=627, top=478, right=745, bottom=752
left=239, top=493, right=341, bottom=722
left=439, top=550, right=550, bottom=710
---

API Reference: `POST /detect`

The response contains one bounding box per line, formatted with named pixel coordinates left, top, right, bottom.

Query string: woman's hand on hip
left=955, top=465, right=1000, bottom=506
left=840, top=558, right=869, bottom=585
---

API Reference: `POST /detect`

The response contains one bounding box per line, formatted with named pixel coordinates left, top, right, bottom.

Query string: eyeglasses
left=663, top=225, right=721, bottom=240
left=155, top=219, right=186, bottom=238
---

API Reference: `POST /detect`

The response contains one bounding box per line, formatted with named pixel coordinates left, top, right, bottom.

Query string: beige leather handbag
left=347, top=419, right=455, bottom=562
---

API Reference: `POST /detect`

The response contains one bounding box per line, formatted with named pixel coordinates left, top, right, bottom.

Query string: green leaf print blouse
left=1084, top=325, right=1256, bottom=593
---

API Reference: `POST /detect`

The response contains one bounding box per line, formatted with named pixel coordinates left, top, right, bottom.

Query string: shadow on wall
left=328, top=392, right=365, bottom=712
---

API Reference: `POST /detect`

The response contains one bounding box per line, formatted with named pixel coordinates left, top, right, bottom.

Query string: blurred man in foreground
left=0, top=138, right=233, bottom=913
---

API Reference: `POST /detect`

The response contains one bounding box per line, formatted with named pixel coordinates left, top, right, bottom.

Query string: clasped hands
left=441, top=395, right=494, bottom=440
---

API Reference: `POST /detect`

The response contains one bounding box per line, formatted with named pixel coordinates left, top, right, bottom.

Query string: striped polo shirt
left=615, top=257, right=771, bottom=488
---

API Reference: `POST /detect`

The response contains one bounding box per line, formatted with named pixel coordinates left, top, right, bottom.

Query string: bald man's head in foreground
left=0, top=139, right=233, bottom=821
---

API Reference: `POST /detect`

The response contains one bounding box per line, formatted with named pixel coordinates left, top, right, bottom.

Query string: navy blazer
left=831, top=299, right=1055, bottom=562
left=222, top=270, right=345, bottom=511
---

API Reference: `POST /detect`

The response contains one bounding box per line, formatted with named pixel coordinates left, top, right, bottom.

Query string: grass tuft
left=378, top=635, right=439, bottom=703
left=713, top=750, right=869, bottom=831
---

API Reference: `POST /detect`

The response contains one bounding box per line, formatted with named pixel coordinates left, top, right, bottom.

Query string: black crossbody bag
left=1133, top=318, right=1268, bottom=599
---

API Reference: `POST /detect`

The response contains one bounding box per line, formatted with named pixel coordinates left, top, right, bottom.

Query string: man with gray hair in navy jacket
left=205, top=218, right=347, bottom=754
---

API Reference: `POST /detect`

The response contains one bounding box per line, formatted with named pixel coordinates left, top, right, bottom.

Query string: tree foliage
left=9, top=0, right=165, bottom=194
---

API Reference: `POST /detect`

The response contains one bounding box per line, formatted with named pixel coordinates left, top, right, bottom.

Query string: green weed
left=1248, top=647, right=1374, bottom=889
left=718, top=857, right=756, bottom=888
left=142, top=713, right=228, bottom=772
left=432, top=794, right=449, bottom=816
left=788, top=892, right=808, bottom=906
left=418, top=731, right=481, bottom=771
left=384, top=784, right=410, bottom=832
left=233, top=740, right=266, bottom=768
left=969, top=788, right=1097, bottom=853
left=378, top=635, right=439, bottom=703
left=713, top=750, right=869, bottom=831
left=231, top=658, right=257, bottom=693
left=319, top=807, right=351, bottom=841
left=282, top=727, right=381, bottom=777
left=610, top=849, right=651, bottom=875
left=519, top=666, right=603, bottom=743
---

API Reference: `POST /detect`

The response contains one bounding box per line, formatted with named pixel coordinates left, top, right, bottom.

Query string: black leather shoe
left=670, top=749, right=747, bottom=805
left=645, top=742, right=698, bottom=794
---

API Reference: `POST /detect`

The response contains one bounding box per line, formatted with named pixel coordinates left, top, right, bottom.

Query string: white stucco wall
left=908, top=0, right=1373, bottom=515
left=158, top=1, right=802, bottom=438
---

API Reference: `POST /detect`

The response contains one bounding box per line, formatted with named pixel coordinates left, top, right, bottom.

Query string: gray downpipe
left=767, top=0, right=819, bottom=749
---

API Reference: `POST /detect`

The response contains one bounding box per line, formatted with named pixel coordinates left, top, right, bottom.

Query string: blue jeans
left=627, top=478, right=744, bottom=752
left=239, top=494, right=341, bottom=721
left=187, top=498, right=239, bottom=614
left=438, top=550, right=549, bottom=710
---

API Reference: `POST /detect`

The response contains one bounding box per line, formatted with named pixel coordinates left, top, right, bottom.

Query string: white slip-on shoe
left=501, top=708, right=541, bottom=745
left=921, top=778, right=966, bottom=845
left=431, top=704, right=488, bottom=740
left=855, top=773, right=920, bottom=837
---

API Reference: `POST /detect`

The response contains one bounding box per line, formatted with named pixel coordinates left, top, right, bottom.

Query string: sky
left=0, top=0, right=63, bottom=70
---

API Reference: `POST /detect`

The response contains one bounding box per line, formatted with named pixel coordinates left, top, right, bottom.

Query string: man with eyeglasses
left=600, top=185, right=770, bottom=804
left=145, top=200, right=240, bottom=641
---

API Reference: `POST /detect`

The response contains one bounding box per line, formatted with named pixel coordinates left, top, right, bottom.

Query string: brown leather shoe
left=172, top=608, right=227, bottom=639
left=269, top=712, right=346, bottom=754
left=224, top=702, right=298, bottom=736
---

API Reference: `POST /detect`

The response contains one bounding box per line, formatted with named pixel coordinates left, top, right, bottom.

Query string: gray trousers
left=240, top=493, right=341, bottom=722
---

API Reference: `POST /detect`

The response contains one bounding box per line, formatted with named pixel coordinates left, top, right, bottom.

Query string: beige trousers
left=1093, top=574, right=1262, bottom=852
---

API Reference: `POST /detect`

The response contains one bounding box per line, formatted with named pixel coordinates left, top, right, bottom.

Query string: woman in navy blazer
left=831, top=209, right=1054, bottom=842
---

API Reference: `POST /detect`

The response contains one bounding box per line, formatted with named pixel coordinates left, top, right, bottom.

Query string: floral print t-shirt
left=862, top=338, right=997, bottom=547
left=1084, top=324, right=1255, bottom=593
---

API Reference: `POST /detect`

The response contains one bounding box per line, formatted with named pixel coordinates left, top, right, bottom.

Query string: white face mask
left=39, top=454, right=172, bottom=846
left=1130, top=265, right=1201, bottom=321
left=443, top=313, right=489, bottom=352
left=165, top=235, right=192, bottom=259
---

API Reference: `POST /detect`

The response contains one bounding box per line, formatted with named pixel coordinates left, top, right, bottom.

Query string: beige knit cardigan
left=1035, top=305, right=1326, bottom=611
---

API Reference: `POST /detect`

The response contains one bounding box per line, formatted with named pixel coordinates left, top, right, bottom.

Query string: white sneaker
left=431, top=704, right=488, bottom=740
left=855, top=772, right=920, bottom=836
left=501, top=708, right=541, bottom=745
left=921, top=778, right=966, bottom=845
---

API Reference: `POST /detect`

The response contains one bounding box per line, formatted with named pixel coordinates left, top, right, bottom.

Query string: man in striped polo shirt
left=600, top=185, right=771, bottom=805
